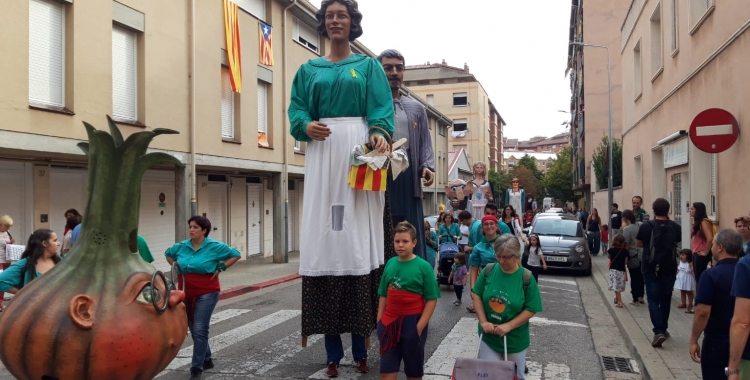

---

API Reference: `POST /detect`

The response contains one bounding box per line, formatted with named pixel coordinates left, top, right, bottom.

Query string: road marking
left=538, top=284, right=578, bottom=292
left=538, top=278, right=577, bottom=286
left=530, top=316, right=587, bottom=328
left=209, top=308, right=252, bottom=325
left=308, top=338, right=383, bottom=379
left=423, top=317, right=480, bottom=377
left=239, top=331, right=324, bottom=375
left=539, top=290, right=580, bottom=300
left=526, top=361, right=572, bottom=380
left=158, top=309, right=301, bottom=375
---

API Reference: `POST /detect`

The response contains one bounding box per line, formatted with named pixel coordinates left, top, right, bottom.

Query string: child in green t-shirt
left=377, top=221, right=440, bottom=379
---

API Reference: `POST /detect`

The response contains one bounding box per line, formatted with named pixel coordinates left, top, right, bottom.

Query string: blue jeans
left=701, top=334, right=730, bottom=379
left=643, top=269, right=676, bottom=334
left=587, top=231, right=601, bottom=255
left=185, top=291, right=220, bottom=370
left=324, top=334, right=367, bottom=365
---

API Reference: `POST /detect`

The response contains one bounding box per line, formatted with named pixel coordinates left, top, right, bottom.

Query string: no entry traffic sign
left=689, top=108, right=740, bottom=154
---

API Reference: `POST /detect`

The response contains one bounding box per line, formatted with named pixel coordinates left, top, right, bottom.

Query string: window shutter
left=29, top=0, right=64, bottom=107
left=233, top=0, right=265, bottom=21
left=257, top=81, right=269, bottom=146
left=293, top=17, right=319, bottom=53
left=112, top=26, right=137, bottom=121
left=221, top=68, right=234, bottom=139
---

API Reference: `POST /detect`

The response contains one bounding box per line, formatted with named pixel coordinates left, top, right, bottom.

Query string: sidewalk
left=589, top=254, right=701, bottom=380
left=214, top=251, right=300, bottom=300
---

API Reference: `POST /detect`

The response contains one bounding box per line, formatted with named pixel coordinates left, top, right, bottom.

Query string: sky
left=315, top=0, right=573, bottom=141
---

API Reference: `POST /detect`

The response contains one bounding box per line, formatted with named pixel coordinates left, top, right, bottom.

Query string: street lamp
left=569, top=41, right=613, bottom=227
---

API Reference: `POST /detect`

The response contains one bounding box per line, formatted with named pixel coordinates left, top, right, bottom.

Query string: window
left=221, top=67, right=234, bottom=139
left=509, top=161, right=516, bottom=166
left=453, top=119, right=468, bottom=132
left=452, top=92, right=467, bottom=106
left=112, top=26, right=138, bottom=121
left=233, top=0, right=265, bottom=21
left=426, top=94, right=434, bottom=106
left=689, top=0, right=714, bottom=34
left=552, top=144, right=557, bottom=149
left=293, top=17, right=319, bottom=54
left=671, top=0, right=679, bottom=54
left=29, top=0, right=65, bottom=107
left=710, top=153, right=716, bottom=216
left=650, top=3, right=663, bottom=80
left=438, top=123, right=446, bottom=136
left=257, top=81, right=269, bottom=147
left=633, top=39, right=642, bottom=100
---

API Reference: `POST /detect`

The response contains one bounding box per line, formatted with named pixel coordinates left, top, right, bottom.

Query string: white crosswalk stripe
left=209, top=308, right=252, bottom=325
left=538, top=278, right=577, bottom=286
left=423, top=317, right=480, bottom=376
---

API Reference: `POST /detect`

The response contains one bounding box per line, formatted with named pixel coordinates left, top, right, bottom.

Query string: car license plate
left=546, top=256, right=568, bottom=262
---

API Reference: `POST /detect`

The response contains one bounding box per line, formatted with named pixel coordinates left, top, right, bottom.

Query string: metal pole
left=606, top=47, right=613, bottom=228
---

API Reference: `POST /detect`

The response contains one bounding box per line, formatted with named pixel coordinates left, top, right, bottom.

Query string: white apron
left=299, top=117, right=385, bottom=276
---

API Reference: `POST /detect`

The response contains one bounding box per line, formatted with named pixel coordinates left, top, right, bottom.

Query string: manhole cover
left=601, top=356, right=637, bottom=373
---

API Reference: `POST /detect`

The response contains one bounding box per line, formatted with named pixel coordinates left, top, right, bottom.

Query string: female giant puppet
left=288, top=0, right=395, bottom=375
left=470, top=161, right=494, bottom=217
left=505, top=177, right=526, bottom=216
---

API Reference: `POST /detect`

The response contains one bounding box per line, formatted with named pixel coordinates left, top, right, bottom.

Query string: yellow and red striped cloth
left=223, top=0, right=242, bottom=92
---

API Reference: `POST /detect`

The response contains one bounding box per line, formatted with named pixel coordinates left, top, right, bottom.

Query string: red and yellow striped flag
left=259, top=21, right=274, bottom=66
left=223, top=0, right=242, bottom=92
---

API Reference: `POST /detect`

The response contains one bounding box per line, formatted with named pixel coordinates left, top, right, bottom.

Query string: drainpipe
left=282, top=0, right=297, bottom=259
left=189, top=0, right=197, bottom=216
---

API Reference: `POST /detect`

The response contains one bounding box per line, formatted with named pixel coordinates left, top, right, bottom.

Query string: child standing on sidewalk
left=601, top=225, right=610, bottom=252
left=377, top=222, right=440, bottom=380
left=675, top=249, right=696, bottom=313
left=448, top=252, right=468, bottom=306
left=607, top=234, right=629, bottom=308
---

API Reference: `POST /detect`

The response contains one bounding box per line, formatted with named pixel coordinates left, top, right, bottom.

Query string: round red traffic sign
left=689, top=108, right=740, bottom=153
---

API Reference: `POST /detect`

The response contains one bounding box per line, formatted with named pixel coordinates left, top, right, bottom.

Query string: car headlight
left=580, top=254, right=585, bottom=258
left=575, top=245, right=584, bottom=253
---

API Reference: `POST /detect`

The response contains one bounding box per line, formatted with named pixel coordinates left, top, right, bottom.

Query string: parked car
left=525, top=215, right=591, bottom=275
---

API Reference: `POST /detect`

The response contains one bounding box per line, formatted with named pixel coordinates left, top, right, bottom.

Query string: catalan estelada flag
left=259, top=21, right=274, bottom=66
left=223, top=0, right=242, bottom=92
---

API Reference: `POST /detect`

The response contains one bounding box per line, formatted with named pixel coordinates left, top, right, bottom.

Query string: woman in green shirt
left=472, top=234, right=543, bottom=380
left=287, top=0, right=394, bottom=376
left=438, top=213, right=461, bottom=244
left=0, top=229, right=61, bottom=296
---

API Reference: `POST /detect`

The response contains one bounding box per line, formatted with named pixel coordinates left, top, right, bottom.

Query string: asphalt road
left=0, top=271, right=617, bottom=380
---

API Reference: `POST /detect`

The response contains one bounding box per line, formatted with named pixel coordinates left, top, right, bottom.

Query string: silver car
left=527, top=215, right=592, bottom=275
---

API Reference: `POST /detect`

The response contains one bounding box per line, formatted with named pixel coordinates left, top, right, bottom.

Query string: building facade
left=403, top=62, right=506, bottom=173
left=567, top=0, right=630, bottom=210
left=0, top=0, right=450, bottom=271
left=620, top=0, right=747, bottom=242
left=503, top=132, right=570, bottom=154
left=501, top=152, right=557, bottom=175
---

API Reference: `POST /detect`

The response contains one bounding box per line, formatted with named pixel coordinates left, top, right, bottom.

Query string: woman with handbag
left=0, top=215, right=16, bottom=312
left=288, top=0, right=394, bottom=376
left=0, top=229, right=60, bottom=296
left=586, top=208, right=603, bottom=255
left=471, top=234, right=543, bottom=380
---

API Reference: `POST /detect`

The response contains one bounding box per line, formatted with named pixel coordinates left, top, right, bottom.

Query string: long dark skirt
left=301, top=189, right=397, bottom=337
left=387, top=163, right=426, bottom=259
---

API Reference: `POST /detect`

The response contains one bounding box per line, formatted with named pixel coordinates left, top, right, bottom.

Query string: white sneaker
left=453, top=300, right=461, bottom=306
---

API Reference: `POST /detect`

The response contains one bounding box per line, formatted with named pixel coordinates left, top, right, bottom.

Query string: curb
left=589, top=258, right=675, bottom=380
left=219, top=273, right=302, bottom=300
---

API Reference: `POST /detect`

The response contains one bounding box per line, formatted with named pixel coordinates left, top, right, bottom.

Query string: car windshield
left=533, top=219, right=581, bottom=237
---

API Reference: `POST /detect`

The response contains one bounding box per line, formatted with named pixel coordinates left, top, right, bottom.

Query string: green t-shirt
left=471, top=264, right=543, bottom=354
left=378, top=256, right=441, bottom=300
left=469, top=236, right=499, bottom=268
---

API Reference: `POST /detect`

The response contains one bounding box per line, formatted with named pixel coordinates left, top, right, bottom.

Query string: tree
left=488, top=169, right=512, bottom=206
left=544, top=146, right=580, bottom=203
left=513, top=166, right=544, bottom=202
left=592, top=136, right=623, bottom=190
left=516, top=154, right=543, bottom=180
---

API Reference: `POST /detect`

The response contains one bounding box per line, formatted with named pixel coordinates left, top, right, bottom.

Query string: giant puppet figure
left=505, top=177, right=526, bottom=215
left=0, top=116, right=188, bottom=380
left=445, top=179, right=475, bottom=214
left=470, top=162, right=494, bottom=217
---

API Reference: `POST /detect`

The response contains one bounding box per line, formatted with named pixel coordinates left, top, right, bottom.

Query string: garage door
left=0, top=162, right=29, bottom=243
left=207, top=183, right=227, bottom=242
left=139, top=170, right=176, bottom=272
left=247, top=184, right=262, bottom=256
left=50, top=167, right=88, bottom=239
left=287, top=187, right=295, bottom=253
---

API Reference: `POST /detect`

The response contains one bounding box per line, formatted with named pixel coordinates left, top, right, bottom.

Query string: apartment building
left=0, top=0, right=450, bottom=271
left=500, top=152, right=557, bottom=175
left=503, top=132, right=570, bottom=154
left=403, top=61, right=506, bottom=173
left=620, top=0, right=748, bottom=241
left=567, top=0, right=630, bottom=210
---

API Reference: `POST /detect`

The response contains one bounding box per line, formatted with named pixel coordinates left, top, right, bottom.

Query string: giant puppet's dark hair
left=316, top=0, right=364, bottom=42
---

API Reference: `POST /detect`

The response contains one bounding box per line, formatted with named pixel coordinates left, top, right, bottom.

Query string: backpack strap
left=483, top=263, right=495, bottom=280
left=484, top=263, right=532, bottom=293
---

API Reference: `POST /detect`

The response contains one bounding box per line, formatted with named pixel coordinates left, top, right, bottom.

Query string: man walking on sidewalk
left=632, top=196, right=650, bottom=226
left=636, top=198, right=681, bottom=348
left=689, top=229, right=743, bottom=379
left=727, top=237, right=750, bottom=379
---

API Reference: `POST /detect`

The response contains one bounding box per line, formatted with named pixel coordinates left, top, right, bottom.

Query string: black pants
left=454, top=285, right=464, bottom=301
left=629, top=265, right=645, bottom=302
left=701, top=335, right=730, bottom=380
left=693, top=251, right=712, bottom=287
left=529, top=265, right=542, bottom=282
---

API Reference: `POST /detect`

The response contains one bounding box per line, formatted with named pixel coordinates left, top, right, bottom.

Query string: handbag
left=6, top=244, right=25, bottom=261
left=452, top=334, right=518, bottom=380
left=347, top=126, right=392, bottom=192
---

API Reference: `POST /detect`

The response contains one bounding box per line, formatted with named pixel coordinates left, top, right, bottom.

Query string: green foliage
left=544, top=146, right=580, bottom=203
left=516, top=154, right=543, bottom=179
left=592, top=136, right=623, bottom=190
left=488, top=169, right=512, bottom=206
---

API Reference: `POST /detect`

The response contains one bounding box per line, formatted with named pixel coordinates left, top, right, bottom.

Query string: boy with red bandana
left=377, top=221, right=440, bottom=379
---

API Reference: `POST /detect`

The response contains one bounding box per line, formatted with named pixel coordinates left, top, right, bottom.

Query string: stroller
left=437, top=242, right=460, bottom=285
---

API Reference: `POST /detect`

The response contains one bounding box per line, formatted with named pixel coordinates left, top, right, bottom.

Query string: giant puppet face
left=445, top=179, right=474, bottom=203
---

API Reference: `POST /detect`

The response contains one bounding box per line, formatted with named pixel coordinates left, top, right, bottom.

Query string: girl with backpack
left=690, top=202, right=715, bottom=286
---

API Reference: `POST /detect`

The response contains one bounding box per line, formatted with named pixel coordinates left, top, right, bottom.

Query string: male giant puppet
left=379, top=49, right=435, bottom=259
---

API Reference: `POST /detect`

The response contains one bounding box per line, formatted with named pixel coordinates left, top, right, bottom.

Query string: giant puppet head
left=445, top=179, right=474, bottom=205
